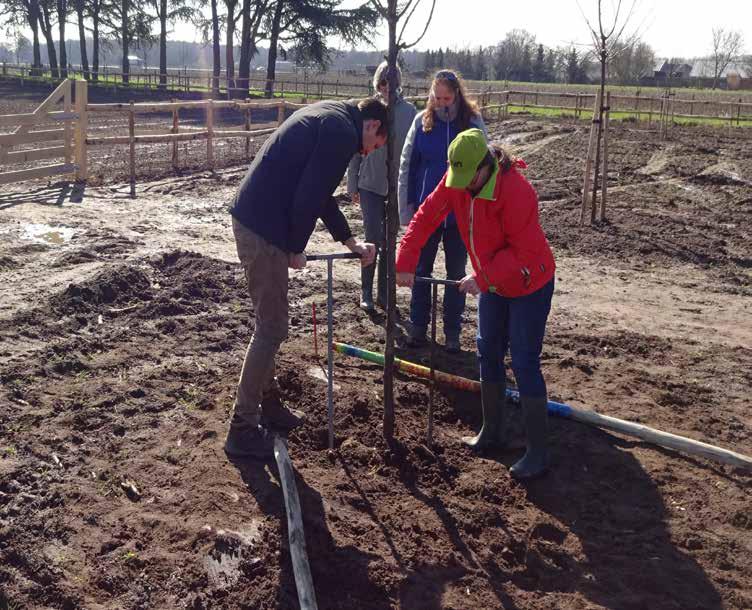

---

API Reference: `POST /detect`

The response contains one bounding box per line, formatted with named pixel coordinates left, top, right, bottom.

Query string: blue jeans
left=477, top=278, right=554, bottom=397
left=409, top=222, right=467, bottom=338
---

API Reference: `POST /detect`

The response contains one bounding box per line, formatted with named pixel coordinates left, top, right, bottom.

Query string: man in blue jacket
left=225, top=98, right=385, bottom=460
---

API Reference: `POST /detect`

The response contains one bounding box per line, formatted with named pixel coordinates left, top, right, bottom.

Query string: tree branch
left=398, top=0, right=435, bottom=49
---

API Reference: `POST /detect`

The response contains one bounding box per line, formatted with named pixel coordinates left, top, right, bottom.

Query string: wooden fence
left=0, top=79, right=86, bottom=185
left=85, top=96, right=299, bottom=194
left=481, top=89, right=752, bottom=126
left=0, top=62, right=430, bottom=101
left=3, top=79, right=751, bottom=188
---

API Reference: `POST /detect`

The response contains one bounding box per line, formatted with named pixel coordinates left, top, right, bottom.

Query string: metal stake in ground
left=416, top=276, right=461, bottom=446
left=307, top=252, right=361, bottom=450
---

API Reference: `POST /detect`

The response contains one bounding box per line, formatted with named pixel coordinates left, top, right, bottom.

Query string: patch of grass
left=500, top=105, right=752, bottom=128
left=1, top=446, right=17, bottom=458
left=177, top=385, right=201, bottom=411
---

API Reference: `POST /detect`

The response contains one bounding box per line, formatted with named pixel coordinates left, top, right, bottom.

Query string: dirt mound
left=51, top=265, right=152, bottom=315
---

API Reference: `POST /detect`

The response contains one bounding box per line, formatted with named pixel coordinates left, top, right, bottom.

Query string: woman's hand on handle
left=459, top=274, right=480, bottom=296
left=345, top=237, right=376, bottom=267
left=396, top=272, right=415, bottom=288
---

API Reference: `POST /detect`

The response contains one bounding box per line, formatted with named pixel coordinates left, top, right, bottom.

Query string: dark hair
left=477, top=145, right=515, bottom=174
left=358, top=97, right=388, bottom=136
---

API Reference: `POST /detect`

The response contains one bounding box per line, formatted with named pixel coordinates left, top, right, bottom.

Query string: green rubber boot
left=510, top=395, right=549, bottom=480
left=461, top=381, right=508, bottom=450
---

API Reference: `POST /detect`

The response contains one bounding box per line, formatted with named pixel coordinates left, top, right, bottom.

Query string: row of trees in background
left=422, top=29, right=657, bottom=85
left=422, top=28, right=749, bottom=87
left=0, top=0, right=749, bottom=92
left=0, top=0, right=379, bottom=95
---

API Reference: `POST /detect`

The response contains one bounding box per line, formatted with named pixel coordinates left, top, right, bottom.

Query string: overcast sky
left=3, top=0, right=750, bottom=59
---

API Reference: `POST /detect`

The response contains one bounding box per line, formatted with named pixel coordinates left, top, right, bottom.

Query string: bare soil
left=1, top=105, right=751, bottom=610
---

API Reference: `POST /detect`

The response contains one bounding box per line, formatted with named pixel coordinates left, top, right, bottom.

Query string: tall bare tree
left=149, top=0, right=193, bottom=88
left=73, top=0, right=89, bottom=78
left=369, top=0, right=435, bottom=442
left=56, top=0, right=67, bottom=76
left=3, top=0, right=43, bottom=74
left=578, top=0, right=640, bottom=224
left=38, top=0, right=59, bottom=77
left=100, top=0, right=153, bottom=84
left=223, top=0, right=240, bottom=91
left=90, top=0, right=103, bottom=80
left=710, top=27, right=744, bottom=89
left=237, top=0, right=268, bottom=96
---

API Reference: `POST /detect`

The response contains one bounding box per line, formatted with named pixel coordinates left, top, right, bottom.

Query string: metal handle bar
left=416, top=276, right=461, bottom=287
left=306, top=252, right=361, bottom=261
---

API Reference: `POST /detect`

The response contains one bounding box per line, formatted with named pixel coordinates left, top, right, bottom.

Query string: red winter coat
left=396, top=159, right=555, bottom=298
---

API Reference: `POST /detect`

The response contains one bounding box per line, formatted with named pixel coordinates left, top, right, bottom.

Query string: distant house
left=126, top=55, right=145, bottom=69
left=653, top=60, right=693, bottom=80
left=254, top=61, right=295, bottom=74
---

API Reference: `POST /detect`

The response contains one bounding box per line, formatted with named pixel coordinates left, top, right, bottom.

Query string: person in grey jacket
left=347, top=62, right=417, bottom=311
left=398, top=69, right=487, bottom=352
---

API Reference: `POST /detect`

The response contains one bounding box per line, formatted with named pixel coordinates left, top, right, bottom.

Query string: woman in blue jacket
left=398, top=69, right=487, bottom=352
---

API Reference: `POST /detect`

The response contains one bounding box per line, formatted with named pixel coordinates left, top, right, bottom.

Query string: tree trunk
left=39, top=5, right=59, bottom=78
left=121, top=0, right=130, bottom=84
left=27, top=0, right=43, bottom=76
left=237, top=0, right=252, bottom=95
left=590, top=43, right=606, bottom=224
left=382, top=0, right=398, bottom=442
left=92, top=4, right=100, bottom=81
left=225, top=1, right=237, bottom=94
left=159, top=0, right=167, bottom=88
left=57, top=0, right=67, bottom=77
left=76, top=0, right=89, bottom=79
left=210, top=0, right=221, bottom=96
left=264, top=0, right=283, bottom=98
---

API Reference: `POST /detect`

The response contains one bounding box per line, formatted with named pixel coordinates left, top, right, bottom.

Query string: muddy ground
left=1, top=102, right=751, bottom=609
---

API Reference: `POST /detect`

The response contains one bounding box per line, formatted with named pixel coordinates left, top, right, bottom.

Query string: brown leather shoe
left=260, top=390, right=306, bottom=430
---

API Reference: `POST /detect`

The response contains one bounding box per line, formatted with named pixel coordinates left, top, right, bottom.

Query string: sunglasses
left=435, top=70, right=458, bottom=82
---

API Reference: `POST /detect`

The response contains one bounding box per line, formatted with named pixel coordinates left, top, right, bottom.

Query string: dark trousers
left=409, top=222, right=467, bottom=338
left=359, top=189, right=386, bottom=301
left=477, top=278, right=554, bottom=397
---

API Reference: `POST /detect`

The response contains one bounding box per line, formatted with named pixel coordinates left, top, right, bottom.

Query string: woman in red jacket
left=396, top=128, right=555, bottom=480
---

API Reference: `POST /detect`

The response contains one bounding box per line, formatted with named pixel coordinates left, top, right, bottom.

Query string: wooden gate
left=0, top=79, right=87, bottom=185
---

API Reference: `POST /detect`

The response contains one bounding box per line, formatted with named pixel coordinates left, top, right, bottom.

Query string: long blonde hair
left=422, top=69, right=480, bottom=133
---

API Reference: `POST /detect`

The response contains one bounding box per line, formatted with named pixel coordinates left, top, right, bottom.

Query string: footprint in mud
left=0, top=255, right=19, bottom=271
left=203, top=522, right=264, bottom=589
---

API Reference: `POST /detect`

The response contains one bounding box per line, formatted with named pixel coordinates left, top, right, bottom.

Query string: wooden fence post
left=64, top=79, right=73, bottom=165
left=737, top=97, right=742, bottom=127
left=171, top=98, right=179, bottom=170
left=128, top=101, right=136, bottom=197
left=634, top=90, right=640, bottom=121
left=207, top=98, right=214, bottom=171
left=277, top=100, right=286, bottom=126
left=74, top=79, right=88, bottom=181
left=580, top=90, right=601, bottom=226
left=244, top=99, right=251, bottom=159
left=599, top=91, right=610, bottom=223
